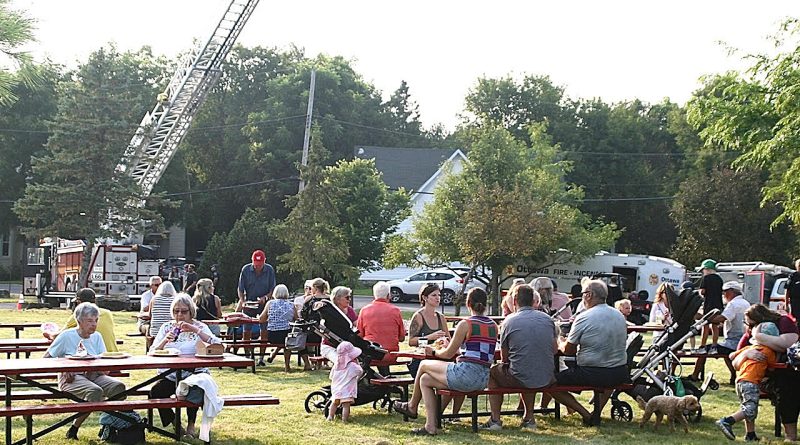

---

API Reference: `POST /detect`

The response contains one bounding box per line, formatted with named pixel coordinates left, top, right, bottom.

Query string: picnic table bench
left=436, top=383, right=635, bottom=432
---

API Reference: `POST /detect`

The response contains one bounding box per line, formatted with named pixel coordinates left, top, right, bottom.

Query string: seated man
left=484, top=284, right=562, bottom=431
left=44, top=288, right=118, bottom=353
left=44, top=302, right=126, bottom=440
left=556, top=278, right=630, bottom=424
left=357, top=281, right=405, bottom=374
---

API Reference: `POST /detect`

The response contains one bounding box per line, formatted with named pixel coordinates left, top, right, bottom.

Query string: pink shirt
left=356, top=299, right=405, bottom=351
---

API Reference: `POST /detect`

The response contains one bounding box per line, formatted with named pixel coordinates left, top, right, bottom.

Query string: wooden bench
left=436, top=383, right=634, bottom=432
left=2, top=371, right=131, bottom=389
left=222, top=340, right=320, bottom=371
left=0, top=394, right=279, bottom=445
left=0, top=346, right=48, bottom=359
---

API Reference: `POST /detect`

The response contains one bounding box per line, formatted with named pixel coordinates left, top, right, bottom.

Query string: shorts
left=445, top=361, right=489, bottom=392
left=555, top=364, right=630, bottom=388
left=736, top=380, right=761, bottom=421
left=267, top=329, right=289, bottom=345
left=489, top=363, right=527, bottom=388
left=703, top=296, right=723, bottom=313
left=242, top=322, right=268, bottom=335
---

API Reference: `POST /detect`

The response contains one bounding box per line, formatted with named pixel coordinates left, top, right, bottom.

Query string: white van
left=502, top=252, right=687, bottom=301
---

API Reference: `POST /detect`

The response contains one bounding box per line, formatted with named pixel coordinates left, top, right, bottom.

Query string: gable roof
left=354, top=146, right=464, bottom=191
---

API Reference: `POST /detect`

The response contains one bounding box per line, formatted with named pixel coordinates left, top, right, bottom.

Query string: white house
left=354, top=146, right=468, bottom=280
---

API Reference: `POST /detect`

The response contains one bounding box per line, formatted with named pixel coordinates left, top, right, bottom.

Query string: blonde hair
left=614, top=298, right=631, bottom=310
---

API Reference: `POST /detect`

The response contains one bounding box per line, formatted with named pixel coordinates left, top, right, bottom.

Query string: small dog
left=636, top=395, right=700, bottom=433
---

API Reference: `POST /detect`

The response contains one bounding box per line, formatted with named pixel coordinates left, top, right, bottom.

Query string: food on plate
left=102, top=351, right=125, bottom=357
left=153, top=349, right=172, bottom=356
left=432, top=337, right=450, bottom=350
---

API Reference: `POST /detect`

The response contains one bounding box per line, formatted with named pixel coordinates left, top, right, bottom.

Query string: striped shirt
left=457, top=315, right=498, bottom=367
left=149, top=293, right=175, bottom=337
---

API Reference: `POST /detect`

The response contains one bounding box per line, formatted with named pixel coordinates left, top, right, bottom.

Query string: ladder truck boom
left=119, top=0, right=260, bottom=198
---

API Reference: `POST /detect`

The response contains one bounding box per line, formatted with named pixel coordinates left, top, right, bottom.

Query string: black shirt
left=699, top=273, right=724, bottom=311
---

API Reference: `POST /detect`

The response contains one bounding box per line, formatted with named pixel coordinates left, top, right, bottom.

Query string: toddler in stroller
left=297, top=299, right=406, bottom=417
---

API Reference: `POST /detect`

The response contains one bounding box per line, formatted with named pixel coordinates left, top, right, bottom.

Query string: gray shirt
left=501, top=306, right=556, bottom=388
left=567, top=303, right=627, bottom=368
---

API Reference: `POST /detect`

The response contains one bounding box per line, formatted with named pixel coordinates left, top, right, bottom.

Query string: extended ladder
left=118, top=0, right=260, bottom=198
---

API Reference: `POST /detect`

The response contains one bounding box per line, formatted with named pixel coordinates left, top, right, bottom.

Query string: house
left=354, top=146, right=468, bottom=280
left=354, top=146, right=467, bottom=234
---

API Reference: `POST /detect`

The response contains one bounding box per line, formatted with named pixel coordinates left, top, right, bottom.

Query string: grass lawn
left=0, top=307, right=779, bottom=444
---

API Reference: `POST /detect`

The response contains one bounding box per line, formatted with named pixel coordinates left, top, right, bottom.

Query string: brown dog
left=636, top=395, right=700, bottom=433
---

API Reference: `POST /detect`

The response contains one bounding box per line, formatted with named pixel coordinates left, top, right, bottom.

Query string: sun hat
left=700, top=259, right=717, bottom=270
left=334, top=341, right=362, bottom=371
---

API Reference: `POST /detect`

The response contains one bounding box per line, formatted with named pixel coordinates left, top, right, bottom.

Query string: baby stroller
left=295, top=299, right=405, bottom=417
left=615, top=287, right=720, bottom=422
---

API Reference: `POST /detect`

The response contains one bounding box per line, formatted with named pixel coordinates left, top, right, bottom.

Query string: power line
left=161, top=176, right=299, bottom=197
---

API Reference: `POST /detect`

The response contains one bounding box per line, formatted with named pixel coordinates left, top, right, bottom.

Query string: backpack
left=98, top=411, right=147, bottom=445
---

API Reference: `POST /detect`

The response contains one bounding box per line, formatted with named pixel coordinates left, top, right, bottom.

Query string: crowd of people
left=34, top=251, right=800, bottom=441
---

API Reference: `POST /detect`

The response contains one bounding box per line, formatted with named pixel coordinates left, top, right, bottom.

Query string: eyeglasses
left=173, top=309, right=190, bottom=314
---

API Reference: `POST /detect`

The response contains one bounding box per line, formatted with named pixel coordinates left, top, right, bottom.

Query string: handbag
left=285, top=330, right=308, bottom=351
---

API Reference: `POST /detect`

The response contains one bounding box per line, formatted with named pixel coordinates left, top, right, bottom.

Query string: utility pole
left=299, top=69, right=316, bottom=192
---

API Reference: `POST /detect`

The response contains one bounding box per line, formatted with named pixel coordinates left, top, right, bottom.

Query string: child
left=328, top=341, right=363, bottom=422
left=614, top=298, right=634, bottom=325
left=716, top=321, right=780, bottom=441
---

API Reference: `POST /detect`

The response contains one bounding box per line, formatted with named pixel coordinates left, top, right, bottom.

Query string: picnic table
left=205, top=315, right=261, bottom=349
left=0, top=323, right=41, bottom=340
left=0, top=353, right=253, bottom=445
left=627, top=324, right=665, bottom=333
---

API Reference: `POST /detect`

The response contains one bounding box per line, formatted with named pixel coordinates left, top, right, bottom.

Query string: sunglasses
left=173, top=309, right=190, bottom=314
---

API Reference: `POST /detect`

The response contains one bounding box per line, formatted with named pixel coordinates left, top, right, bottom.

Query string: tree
left=670, top=168, right=795, bottom=265
left=686, top=19, right=800, bottom=227
left=386, top=124, right=618, bottom=314
left=0, top=0, right=43, bottom=107
left=14, top=46, right=168, bottom=285
left=276, top=126, right=410, bottom=283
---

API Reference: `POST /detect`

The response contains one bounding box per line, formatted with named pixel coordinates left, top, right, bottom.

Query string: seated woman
left=149, top=293, right=221, bottom=439
left=649, top=283, right=673, bottom=325
left=393, top=288, right=497, bottom=436
left=319, top=286, right=358, bottom=367
left=44, top=302, right=126, bottom=440
left=407, top=283, right=451, bottom=377
left=501, top=278, right=526, bottom=316
left=258, top=284, right=297, bottom=371
left=193, top=278, right=223, bottom=336
left=149, top=281, right=178, bottom=337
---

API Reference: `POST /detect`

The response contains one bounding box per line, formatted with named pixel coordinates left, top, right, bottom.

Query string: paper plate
left=150, top=348, right=180, bottom=357
left=66, top=355, right=97, bottom=360
left=100, top=352, right=130, bottom=359
left=195, top=353, right=224, bottom=358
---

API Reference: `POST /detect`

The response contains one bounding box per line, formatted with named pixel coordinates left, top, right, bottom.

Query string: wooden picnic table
left=0, top=323, right=41, bottom=339
left=627, top=324, right=666, bottom=333
left=0, top=353, right=253, bottom=445
left=205, top=316, right=261, bottom=349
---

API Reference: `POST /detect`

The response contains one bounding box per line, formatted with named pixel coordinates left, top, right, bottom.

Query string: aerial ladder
left=27, top=0, right=261, bottom=305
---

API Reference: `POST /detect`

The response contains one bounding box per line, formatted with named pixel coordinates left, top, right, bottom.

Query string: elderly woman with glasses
left=149, top=293, right=221, bottom=439
left=45, top=302, right=126, bottom=440
left=319, top=286, right=358, bottom=366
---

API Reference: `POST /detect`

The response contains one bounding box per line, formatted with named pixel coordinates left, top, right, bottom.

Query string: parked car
left=386, top=269, right=488, bottom=305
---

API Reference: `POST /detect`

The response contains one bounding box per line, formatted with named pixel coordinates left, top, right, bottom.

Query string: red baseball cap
left=252, top=250, right=265, bottom=265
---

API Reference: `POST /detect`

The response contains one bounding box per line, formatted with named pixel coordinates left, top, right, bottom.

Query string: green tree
left=0, top=0, right=43, bottom=107
left=670, top=168, right=794, bottom=265
left=387, top=124, right=618, bottom=314
left=14, top=46, right=168, bottom=284
left=686, top=19, right=800, bottom=226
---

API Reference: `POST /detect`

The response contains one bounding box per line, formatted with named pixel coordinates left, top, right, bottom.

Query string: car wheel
left=441, top=289, right=455, bottom=305
left=390, top=287, right=403, bottom=303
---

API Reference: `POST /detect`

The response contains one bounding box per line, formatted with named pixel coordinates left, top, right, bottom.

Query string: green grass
left=0, top=308, right=778, bottom=444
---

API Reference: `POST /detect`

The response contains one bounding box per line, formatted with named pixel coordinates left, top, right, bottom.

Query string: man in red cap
left=237, top=249, right=276, bottom=365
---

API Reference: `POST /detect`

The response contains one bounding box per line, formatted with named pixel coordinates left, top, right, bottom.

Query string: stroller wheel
left=610, top=401, right=633, bottom=422
left=304, top=390, right=329, bottom=414
left=708, top=379, right=719, bottom=391
left=684, top=405, right=702, bottom=423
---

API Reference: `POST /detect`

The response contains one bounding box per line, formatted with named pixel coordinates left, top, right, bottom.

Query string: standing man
left=357, top=282, right=405, bottom=375
left=785, top=259, right=800, bottom=326
left=237, top=249, right=276, bottom=366
left=138, top=276, right=162, bottom=335
left=210, top=264, right=220, bottom=288
left=696, top=258, right=724, bottom=354
left=183, top=264, right=198, bottom=294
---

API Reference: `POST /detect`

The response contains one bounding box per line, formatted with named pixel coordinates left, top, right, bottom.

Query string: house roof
left=354, top=146, right=464, bottom=191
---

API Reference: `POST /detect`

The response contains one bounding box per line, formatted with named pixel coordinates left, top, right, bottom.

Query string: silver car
left=386, top=269, right=488, bottom=305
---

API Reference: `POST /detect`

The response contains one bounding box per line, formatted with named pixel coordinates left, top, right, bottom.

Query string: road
left=352, top=294, right=463, bottom=315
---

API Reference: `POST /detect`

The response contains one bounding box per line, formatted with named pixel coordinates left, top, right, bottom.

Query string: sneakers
left=716, top=417, right=736, bottom=440
left=707, top=345, right=719, bottom=355
left=520, top=419, right=537, bottom=431
left=480, top=418, right=503, bottom=431
left=257, top=358, right=266, bottom=366
left=65, top=425, right=79, bottom=440
left=691, top=346, right=707, bottom=354
left=745, top=432, right=760, bottom=442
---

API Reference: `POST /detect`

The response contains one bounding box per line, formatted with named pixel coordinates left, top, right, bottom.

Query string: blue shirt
left=238, top=263, right=276, bottom=315
left=46, top=328, right=106, bottom=357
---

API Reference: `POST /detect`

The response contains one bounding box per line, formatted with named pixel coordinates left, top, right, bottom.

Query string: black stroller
left=616, top=287, right=720, bottom=422
left=295, top=299, right=405, bottom=417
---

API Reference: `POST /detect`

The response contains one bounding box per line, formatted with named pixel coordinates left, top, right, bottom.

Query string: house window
left=0, top=231, right=8, bottom=257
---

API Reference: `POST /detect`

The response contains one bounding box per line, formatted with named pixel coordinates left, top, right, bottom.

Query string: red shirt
left=356, top=299, right=405, bottom=352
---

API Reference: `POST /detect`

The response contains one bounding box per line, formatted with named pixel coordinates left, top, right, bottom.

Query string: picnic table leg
left=24, top=416, right=32, bottom=445
left=775, top=409, right=782, bottom=437
left=471, top=396, right=478, bottom=433
left=555, top=400, right=561, bottom=420
left=723, top=357, right=736, bottom=385
left=435, top=392, right=442, bottom=430
left=6, top=377, right=12, bottom=445
left=591, top=391, right=601, bottom=425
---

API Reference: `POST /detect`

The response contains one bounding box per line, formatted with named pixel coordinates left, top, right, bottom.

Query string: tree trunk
left=489, top=268, right=501, bottom=316
left=453, top=263, right=479, bottom=317
left=78, top=241, right=94, bottom=290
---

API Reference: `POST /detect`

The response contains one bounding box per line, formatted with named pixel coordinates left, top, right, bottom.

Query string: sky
left=11, top=0, right=800, bottom=131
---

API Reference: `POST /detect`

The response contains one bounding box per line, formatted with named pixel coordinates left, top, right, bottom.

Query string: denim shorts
left=446, top=361, right=490, bottom=392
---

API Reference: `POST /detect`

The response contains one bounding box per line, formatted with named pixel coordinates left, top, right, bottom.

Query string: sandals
left=392, top=401, right=419, bottom=419
left=410, top=427, right=437, bottom=436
